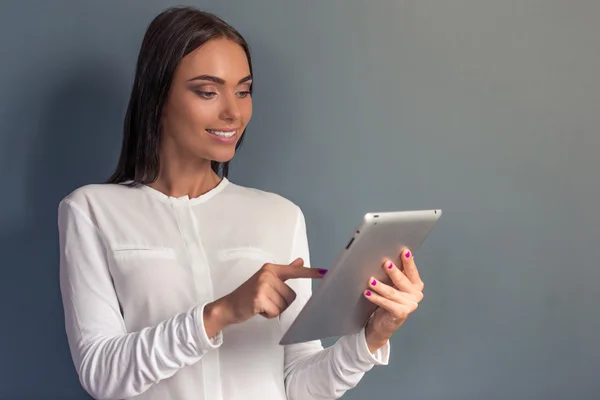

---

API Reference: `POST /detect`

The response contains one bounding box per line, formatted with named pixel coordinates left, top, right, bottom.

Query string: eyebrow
left=188, top=74, right=253, bottom=85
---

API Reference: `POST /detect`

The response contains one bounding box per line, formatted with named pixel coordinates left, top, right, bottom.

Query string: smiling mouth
left=206, top=129, right=237, bottom=138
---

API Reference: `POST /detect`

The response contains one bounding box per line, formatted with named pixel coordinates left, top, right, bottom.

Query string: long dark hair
left=107, top=7, right=252, bottom=184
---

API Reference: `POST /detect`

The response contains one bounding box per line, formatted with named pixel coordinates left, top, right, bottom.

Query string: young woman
left=58, top=7, right=424, bottom=400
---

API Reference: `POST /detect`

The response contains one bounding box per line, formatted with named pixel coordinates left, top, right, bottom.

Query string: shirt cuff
left=356, top=327, right=390, bottom=366
left=193, top=303, right=224, bottom=352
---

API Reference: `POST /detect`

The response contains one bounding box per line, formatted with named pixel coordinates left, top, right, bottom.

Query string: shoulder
left=224, top=180, right=305, bottom=221
left=58, top=182, right=136, bottom=216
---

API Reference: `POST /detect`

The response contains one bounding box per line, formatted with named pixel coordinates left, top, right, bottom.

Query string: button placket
left=172, top=197, right=222, bottom=400
left=173, top=199, right=212, bottom=300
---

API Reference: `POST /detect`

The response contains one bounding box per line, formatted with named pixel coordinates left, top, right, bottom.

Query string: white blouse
left=58, top=177, right=390, bottom=400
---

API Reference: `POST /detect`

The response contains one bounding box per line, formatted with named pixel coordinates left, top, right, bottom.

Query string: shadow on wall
left=0, top=61, right=125, bottom=398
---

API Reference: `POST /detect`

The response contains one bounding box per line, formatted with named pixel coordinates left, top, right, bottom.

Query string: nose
left=219, top=92, right=241, bottom=122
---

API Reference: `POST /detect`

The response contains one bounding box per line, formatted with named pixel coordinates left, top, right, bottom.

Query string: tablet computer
left=279, top=209, right=442, bottom=345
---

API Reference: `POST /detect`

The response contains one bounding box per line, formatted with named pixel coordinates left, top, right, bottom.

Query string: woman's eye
left=237, top=91, right=251, bottom=98
left=195, top=91, right=217, bottom=99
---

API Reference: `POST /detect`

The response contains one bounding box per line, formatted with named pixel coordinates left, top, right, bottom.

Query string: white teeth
left=207, top=129, right=235, bottom=138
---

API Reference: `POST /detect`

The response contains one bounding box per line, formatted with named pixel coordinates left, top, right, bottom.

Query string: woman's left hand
left=363, top=248, right=424, bottom=352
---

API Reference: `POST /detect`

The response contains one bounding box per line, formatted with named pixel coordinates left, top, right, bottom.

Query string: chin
left=209, top=149, right=236, bottom=164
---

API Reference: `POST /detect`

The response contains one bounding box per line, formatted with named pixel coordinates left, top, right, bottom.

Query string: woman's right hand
left=203, top=258, right=326, bottom=335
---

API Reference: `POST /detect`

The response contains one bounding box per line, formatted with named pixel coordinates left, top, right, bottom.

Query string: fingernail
left=387, top=261, right=393, bottom=269
left=365, top=291, right=372, bottom=296
left=371, top=279, right=377, bottom=286
left=405, top=251, right=411, bottom=259
left=319, top=269, right=327, bottom=275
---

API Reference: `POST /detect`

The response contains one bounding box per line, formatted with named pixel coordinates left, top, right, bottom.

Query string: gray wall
left=1, top=1, right=598, bottom=399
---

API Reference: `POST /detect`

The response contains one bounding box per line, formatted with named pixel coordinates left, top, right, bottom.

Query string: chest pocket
left=112, top=247, right=177, bottom=260
left=109, top=246, right=187, bottom=287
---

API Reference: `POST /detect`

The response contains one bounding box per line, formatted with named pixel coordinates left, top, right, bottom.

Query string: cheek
left=242, top=100, right=253, bottom=125
left=178, top=97, right=215, bottom=131
left=164, top=93, right=205, bottom=131
left=190, top=103, right=215, bottom=129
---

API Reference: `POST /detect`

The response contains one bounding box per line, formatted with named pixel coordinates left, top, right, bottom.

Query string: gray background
left=1, top=1, right=598, bottom=399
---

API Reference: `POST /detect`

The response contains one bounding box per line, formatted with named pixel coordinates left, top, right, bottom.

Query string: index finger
left=272, top=259, right=327, bottom=281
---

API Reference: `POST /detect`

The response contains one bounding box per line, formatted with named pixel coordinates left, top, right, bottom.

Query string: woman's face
left=161, top=38, right=253, bottom=166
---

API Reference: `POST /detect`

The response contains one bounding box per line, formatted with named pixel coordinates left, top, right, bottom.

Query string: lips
left=206, top=129, right=236, bottom=138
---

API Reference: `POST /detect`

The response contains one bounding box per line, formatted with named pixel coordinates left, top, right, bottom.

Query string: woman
left=58, top=6, right=424, bottom=400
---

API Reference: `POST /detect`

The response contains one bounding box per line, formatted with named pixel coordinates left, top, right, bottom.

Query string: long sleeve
left=282, top=207, right=391, bottom=400
left=58, top=199, right=222, bottom=400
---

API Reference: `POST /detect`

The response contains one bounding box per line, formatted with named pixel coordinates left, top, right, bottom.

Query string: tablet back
left=280, top=209, right=442, bottom=345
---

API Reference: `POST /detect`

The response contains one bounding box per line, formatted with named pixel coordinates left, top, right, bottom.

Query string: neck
left=149, top=156, right=222, bottom=199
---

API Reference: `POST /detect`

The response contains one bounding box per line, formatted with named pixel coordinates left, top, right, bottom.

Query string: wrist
left=203, top=299, right=232, bottom=338
left=366, top=335, right=388, bottom=353
left=365, top=321, right=389, bottom=353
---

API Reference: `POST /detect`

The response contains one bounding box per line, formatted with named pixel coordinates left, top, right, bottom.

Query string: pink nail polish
left=318, top=269, right=327, bottom=275
left=365, top=291, right=372, bottom=296
left=405, top=251, right=411, bottom=258
left=387, top=261, right=393, bottom=269
left=371, top=279, right=377, bottom=286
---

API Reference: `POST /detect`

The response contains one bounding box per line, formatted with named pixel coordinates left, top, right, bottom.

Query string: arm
left=58, top=199, right=223, bottom=400
left=282, top=208, right=391, bottom=400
